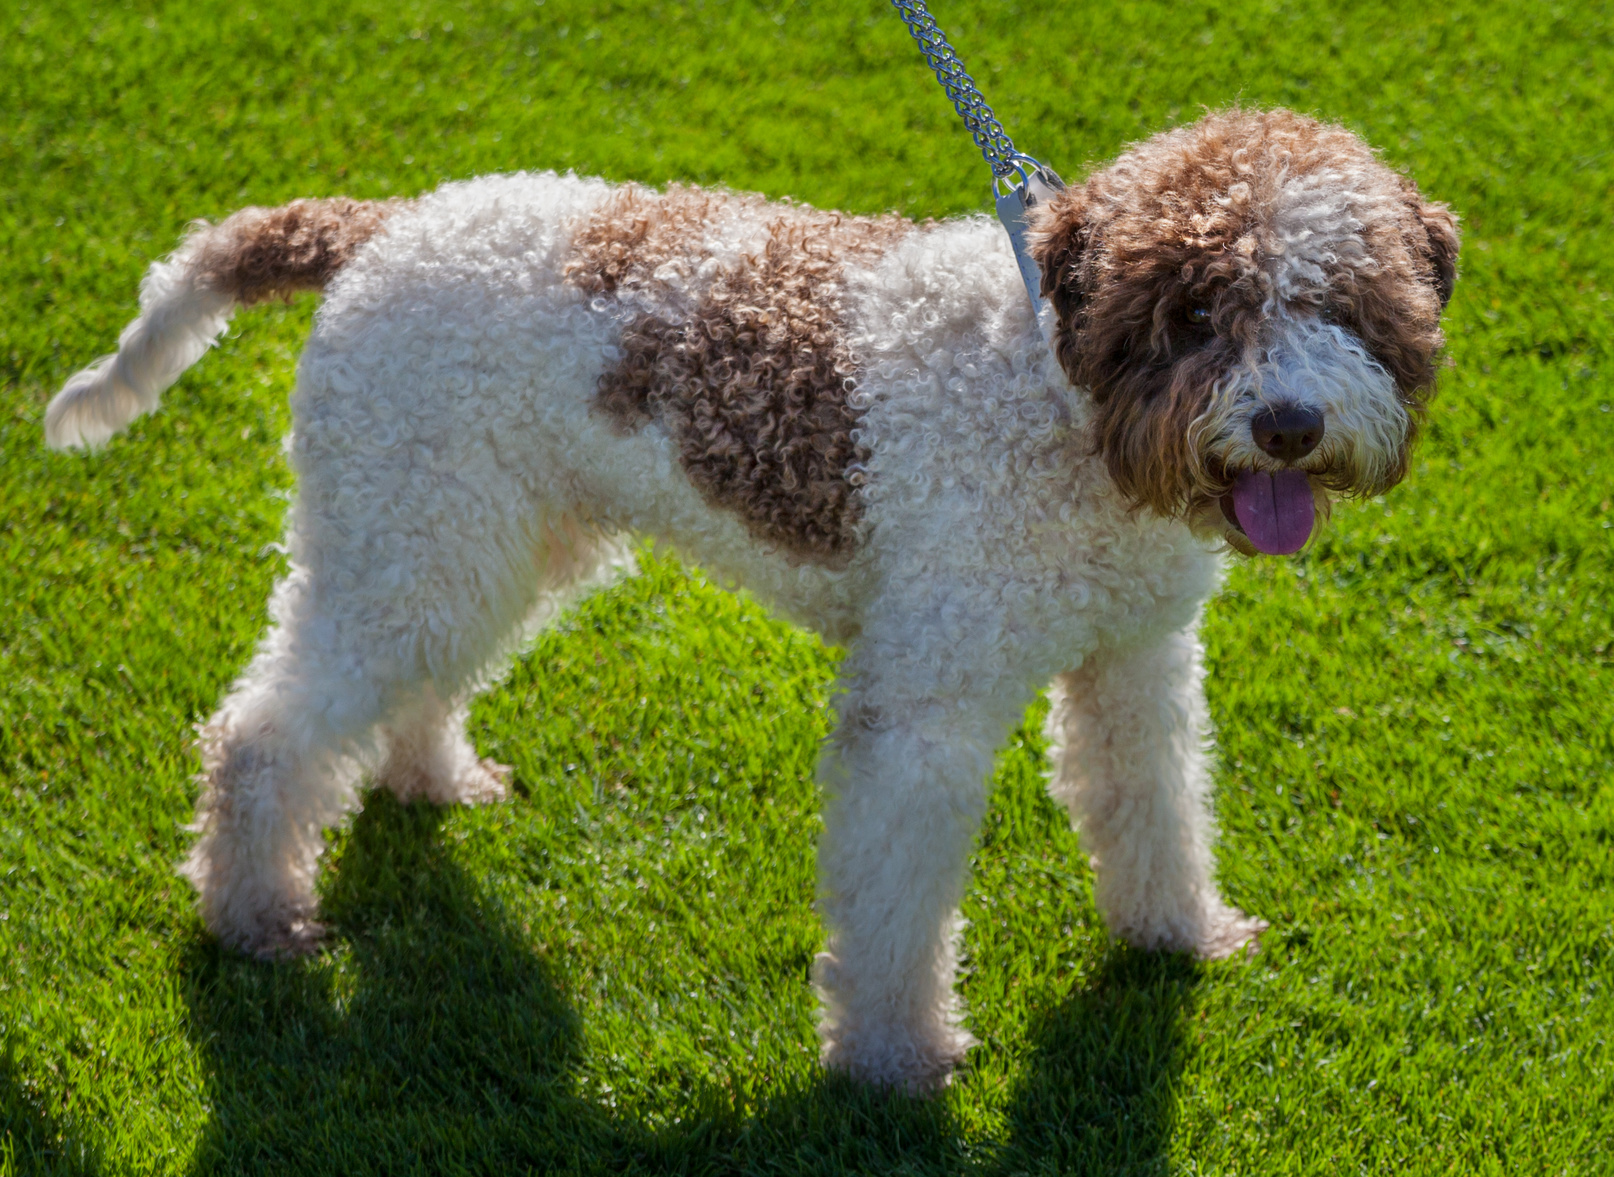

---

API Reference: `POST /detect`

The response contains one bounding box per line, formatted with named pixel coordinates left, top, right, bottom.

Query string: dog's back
left=49, top=173, right=1131, bottom=639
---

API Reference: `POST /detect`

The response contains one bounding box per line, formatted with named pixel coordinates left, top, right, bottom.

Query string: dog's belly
left=573, top=415, right=875, bottom=641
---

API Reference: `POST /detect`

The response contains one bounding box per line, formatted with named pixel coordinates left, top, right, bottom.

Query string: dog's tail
left=45, top=198, right=395, bottom=450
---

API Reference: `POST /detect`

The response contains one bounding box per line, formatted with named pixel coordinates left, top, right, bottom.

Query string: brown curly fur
left=1029, top=109, right=1459, bottom=519
left=191, top=198, right=398, bottom=306
left=566, top=185, right=912, bottom=566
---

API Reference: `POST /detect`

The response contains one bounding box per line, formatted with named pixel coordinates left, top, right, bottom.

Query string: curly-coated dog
left=47, top=109, right=1457, bottom=1091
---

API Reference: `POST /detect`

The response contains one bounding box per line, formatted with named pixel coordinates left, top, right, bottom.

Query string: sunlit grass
left=2, top=0, right=1611, bottom=1172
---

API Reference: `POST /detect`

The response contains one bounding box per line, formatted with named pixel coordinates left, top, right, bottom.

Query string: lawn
left=2, top=0, right=1612, bottom=1172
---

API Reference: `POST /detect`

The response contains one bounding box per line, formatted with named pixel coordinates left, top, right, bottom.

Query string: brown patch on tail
left=566, top=185, right=911, bottom=567
left=192, top=198, right=399, bottom=306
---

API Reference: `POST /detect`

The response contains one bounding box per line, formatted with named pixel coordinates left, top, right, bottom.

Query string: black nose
left=1251, top=404, right=1325, bottom=462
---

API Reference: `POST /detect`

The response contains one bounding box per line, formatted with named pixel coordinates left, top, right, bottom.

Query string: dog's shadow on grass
left=726, top=948, right=1197, bottom=1175
left=1, top=1056, right=106, bottom=1176
left=181, top=794, right=610, bottom=1173
left=978, top=948, right=1200, bottom=1176
left=181, top=793, right=1195, bottom=1175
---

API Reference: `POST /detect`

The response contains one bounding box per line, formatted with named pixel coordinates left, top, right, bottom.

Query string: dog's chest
left=843, top=238, right=1224, bottom=663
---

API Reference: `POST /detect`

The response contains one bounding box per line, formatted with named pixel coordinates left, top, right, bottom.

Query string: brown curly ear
left=1404, top=192, right=1460, bottom=309
left=1027, top=187, right=1093, bottom=384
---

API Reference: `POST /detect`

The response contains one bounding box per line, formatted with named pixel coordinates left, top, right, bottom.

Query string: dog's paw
left=815, top=956, right=975, bottom=1096
left=380, top=752, right=509, bottom=807
left=820, top=1036, right=964, bottom=1097
left=437, top=757, right=509, bottom=806
left=243, top=915, right=327, bottom=962
left=1192, top=908, right=1268, bottom=961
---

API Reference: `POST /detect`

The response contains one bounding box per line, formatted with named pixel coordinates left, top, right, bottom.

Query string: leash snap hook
left=992, top=154, right=1065, bottom=320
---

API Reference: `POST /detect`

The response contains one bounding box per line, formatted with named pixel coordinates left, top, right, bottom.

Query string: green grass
left=2, top=0, right=1612, bottom=1171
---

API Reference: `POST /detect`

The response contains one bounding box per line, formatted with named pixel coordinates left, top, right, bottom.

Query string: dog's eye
left=1186, top=306, right=1212, bottom=326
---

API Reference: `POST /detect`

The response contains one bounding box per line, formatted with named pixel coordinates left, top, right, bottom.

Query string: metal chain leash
left=888, top=0, right=1065, bottom=317
left=888, top=0, right=1021, bottom=178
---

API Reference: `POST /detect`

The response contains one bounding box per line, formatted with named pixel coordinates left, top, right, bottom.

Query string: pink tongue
left=1230, top=470, right=1315, bottom=555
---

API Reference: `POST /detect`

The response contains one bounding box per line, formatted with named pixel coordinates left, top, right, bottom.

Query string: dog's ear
left=1028, top=186, right=1094, bottom=383
left=1403, top=190, right=1460, bottom=310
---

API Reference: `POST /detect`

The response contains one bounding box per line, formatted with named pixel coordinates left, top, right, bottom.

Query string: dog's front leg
left=1045, top=623, right=1265, bottom=960
left=812, top=647, right=1027, bottom=1093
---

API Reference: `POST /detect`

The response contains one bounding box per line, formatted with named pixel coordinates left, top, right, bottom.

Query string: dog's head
left=1029, top=109, right=1458, bottom=555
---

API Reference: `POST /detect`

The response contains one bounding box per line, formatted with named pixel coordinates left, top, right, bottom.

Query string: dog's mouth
left=1218, top=470, right=1315, bottom=555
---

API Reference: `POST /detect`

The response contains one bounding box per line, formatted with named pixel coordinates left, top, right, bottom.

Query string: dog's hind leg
left=371, top=511, right=628, bottom=811
left=1044, top=624, right=1266, bottom=961
left=181, top=564, right=402, bottom=959
left=376, top=685, right=508, bottom=807
left=182, top=490, right=620, bottom=959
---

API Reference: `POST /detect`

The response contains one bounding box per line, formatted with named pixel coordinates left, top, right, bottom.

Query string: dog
left=45, top=108, right=1457, bottom=1092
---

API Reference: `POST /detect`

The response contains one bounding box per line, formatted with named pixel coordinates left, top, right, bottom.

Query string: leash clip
left=993, top=154, right=1065, bottom=322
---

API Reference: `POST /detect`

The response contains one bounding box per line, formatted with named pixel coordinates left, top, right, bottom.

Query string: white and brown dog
left=46, top=109, right=1457, bottom=1091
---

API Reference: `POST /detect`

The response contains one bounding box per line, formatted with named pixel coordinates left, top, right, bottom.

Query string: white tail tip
left=44, top=252, right=237, bottom=451
left=45, top=354, right=145, bottom=450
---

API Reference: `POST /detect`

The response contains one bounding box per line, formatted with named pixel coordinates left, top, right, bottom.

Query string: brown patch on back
left=192, top=198, right=398, bottom=306
left=566, top=185, right=911, bottom=566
